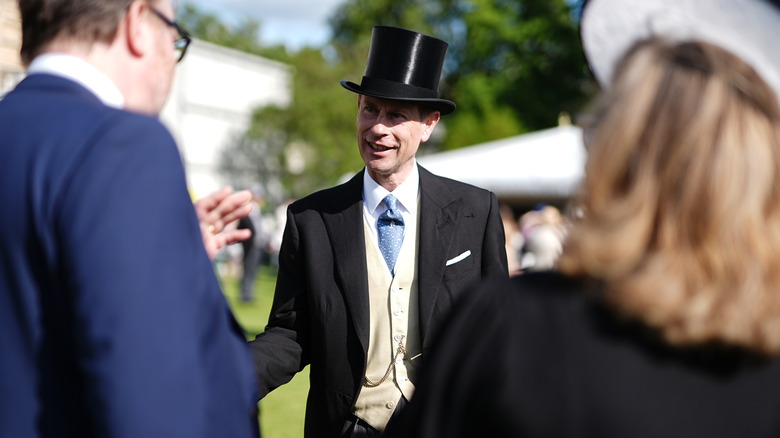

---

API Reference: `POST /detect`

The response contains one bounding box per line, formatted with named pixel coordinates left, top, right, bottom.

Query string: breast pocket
left=443, top=249, right=474, bottom=281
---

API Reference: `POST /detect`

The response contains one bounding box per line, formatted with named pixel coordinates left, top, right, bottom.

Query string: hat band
left=359, top=76, right=439, bottom=100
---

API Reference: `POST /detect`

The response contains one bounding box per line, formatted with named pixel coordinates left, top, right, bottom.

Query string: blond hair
left=559, top=39, right=780, bottom=354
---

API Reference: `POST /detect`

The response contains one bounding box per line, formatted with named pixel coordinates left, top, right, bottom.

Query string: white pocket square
left=446, top=250, right=472, bottom=266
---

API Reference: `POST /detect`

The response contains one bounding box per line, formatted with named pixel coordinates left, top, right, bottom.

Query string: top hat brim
left=341, top=80, right=456, bottom=116
left=581, top=0, right=780, bottom=100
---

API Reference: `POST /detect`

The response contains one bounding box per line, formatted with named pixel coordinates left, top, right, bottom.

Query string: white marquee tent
left=417, top=125, right=587, bottom=207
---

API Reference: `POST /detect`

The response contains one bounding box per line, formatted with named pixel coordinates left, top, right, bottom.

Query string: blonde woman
left=386, top=0, right=780, bottom=437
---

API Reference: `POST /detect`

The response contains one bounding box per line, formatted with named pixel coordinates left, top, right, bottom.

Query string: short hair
left=18, top=0, right=137, bottom=65
left=418, top=106, right=435, bottom=120
left=356, top=94, right=438, bottom=122
left=559, top=39, right=780, bottom=354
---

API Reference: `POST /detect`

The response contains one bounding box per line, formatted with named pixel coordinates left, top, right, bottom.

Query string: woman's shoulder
left=452, top=271, right=599, bottom=340
left=473, top=271, right=593, bottom=310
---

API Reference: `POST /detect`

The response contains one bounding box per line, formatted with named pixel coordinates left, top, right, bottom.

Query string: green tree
left=241, top=47, right=365, bottom=200
left=455, top=0, right=590, bottom=137
left=178, top=4, right=290, bottom=62
left=179, top=4, right=374, bottom=199
left=217, top=107, right=287, bottom=205
left=186, top=0, right=594, bottom=201
left=330, top=0, right=592, bottom=150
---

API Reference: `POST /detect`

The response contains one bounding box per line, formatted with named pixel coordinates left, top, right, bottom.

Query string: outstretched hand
left=195, top=186, right=253, bottom=260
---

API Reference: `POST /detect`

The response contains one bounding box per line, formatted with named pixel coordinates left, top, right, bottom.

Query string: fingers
left=219, top=228, right=253, bottom=247
left=203, top=191, right=251, bottom=234
left=196, top=186, right=254, bottom=260
left=200, top=223, right=219, bottom=261
left=194, top=186, right=234, bottom=222
left=203, top=229, right=252, bottom=261
left=196, top=186, right=253, bottom=232
left=216, top=190, right=253, bottom=225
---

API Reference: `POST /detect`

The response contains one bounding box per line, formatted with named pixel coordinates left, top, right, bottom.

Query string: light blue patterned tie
left=377, top=194, right=405, bottom=276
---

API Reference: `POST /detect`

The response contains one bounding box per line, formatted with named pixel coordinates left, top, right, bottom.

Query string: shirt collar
left=363, top=162, right=420, bottom=215
left=27, top=53, right=125, bottom=109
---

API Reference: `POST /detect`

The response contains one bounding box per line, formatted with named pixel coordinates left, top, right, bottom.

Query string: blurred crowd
left=503, top=204, right=568, bottom=275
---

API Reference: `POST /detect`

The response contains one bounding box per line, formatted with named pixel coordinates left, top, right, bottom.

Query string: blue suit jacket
left=0, top=74, right=259, bottom=437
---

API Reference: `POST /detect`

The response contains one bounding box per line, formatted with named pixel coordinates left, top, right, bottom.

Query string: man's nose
left=371, top=117, right=391, bottom=134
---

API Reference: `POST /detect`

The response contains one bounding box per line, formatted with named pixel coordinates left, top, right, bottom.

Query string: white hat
left=580, top=0, right=780, bottom=99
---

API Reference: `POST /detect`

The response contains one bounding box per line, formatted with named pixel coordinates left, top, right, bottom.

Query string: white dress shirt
left=362, top=163, right=420, bottom=247
left=27, top=53, right=125, bottom=109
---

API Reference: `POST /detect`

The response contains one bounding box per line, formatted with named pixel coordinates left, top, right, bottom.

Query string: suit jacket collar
left=325, top=165, right=464, bottom=353
left=14, top=73, right=106, bottom=108
left=27, top=54, right=125, bottom=108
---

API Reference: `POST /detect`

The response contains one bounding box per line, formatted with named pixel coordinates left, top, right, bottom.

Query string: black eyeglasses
left=150, top=7, right=192, bottom=63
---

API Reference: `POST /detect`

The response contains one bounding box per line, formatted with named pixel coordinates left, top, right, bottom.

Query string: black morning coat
left=249, top=165, right=509, bottom=437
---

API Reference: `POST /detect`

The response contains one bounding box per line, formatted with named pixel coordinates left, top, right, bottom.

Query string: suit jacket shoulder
left=0, top=74, right=259, bottom=438
left=288, top=169, right=364, bottom=215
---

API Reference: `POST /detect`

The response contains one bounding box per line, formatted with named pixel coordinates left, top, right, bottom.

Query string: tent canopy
left=418, top=125, right=586, bottom=207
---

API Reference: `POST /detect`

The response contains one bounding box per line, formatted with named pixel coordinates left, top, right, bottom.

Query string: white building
left=161, top=39, right=292, bottom=199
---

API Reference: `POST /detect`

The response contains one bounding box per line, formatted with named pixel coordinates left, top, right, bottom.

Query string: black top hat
left=341, top=26, right=456, bottom=115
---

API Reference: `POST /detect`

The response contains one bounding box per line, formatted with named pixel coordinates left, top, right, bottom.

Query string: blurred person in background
left=500, top=204, right=524, bottom=275
left=237, top=188, right=271, bottom=302
left=518, top=204, right=566, bottom=272
left=0, top=0, right=260, bottom=436
left=386, top=0, right=780, bottom=437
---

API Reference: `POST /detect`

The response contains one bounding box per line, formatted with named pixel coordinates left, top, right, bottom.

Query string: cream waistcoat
left=353, top=217, right=421, bottom=430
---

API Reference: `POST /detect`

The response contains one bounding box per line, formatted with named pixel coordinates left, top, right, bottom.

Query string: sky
left=182, top=0, right=347, bottom=50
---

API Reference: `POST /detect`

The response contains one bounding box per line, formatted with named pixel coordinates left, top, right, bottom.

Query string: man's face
left=357, top=95, right=440, bottom=187
left=144, top=1, right=178, bottom=114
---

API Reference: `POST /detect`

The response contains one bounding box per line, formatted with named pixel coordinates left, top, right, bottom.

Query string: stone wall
left=0, top=0, right=23, bottom=96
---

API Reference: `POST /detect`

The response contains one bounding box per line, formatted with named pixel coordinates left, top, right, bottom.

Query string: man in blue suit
left=0, top=1, right=260, bottom=437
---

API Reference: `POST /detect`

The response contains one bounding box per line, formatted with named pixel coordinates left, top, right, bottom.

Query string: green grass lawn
left=220, top=265, right=309, bottom=438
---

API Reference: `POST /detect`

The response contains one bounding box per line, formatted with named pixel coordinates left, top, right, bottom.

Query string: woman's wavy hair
left=18, top=0, right=137, bottom=65
left=559, top=38, right=780, bottom=354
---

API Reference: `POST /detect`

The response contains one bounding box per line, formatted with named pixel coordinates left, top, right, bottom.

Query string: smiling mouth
left=369, top=142, right=395, bottom=152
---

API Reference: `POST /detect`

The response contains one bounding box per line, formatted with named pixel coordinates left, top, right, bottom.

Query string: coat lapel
left=325, top=167, right=463, bottom=353
left=417, top=165, right=461, bottom=346
left=323, top=171, right=371, bottom=352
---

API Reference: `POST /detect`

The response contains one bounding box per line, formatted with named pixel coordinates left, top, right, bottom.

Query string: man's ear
left=420, top=111, right=441, bottom=142
left=123, top=0, right=149, bottom=59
